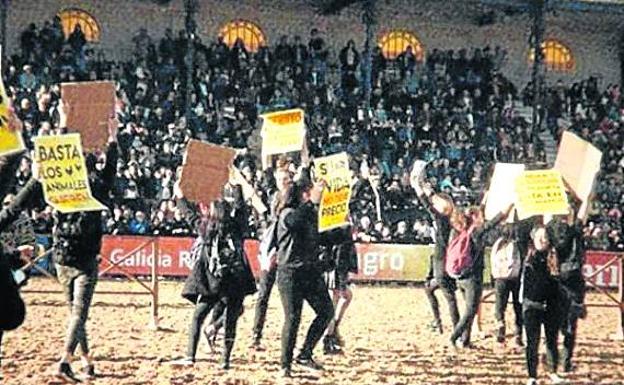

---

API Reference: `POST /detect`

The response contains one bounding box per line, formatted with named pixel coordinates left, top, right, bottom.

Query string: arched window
left=529, top=39, right=575, bottom=72
left=58, top=8, right=101, bottom=42
left=378, top=30, right=424, bottom=61
left=218, top=20, right=266, bottom=53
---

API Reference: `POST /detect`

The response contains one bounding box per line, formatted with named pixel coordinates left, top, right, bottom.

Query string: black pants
left=524, top=305, right=561, bottom=378
left=277, top=267, right=334, bottom=370
left=494, top=278, right=523, bottom=338
left=450, top=275, right=483, bottom=345
left=424, top=276, right=460, bottom=327
left=560, top=276, right=585, bottom=370
left=186, top=294, right=244, bottom=363
left=253, top=265, right=277, bottom=341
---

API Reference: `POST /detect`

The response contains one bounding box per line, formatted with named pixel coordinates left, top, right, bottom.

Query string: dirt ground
left=2, top=278, right=623, bottom=385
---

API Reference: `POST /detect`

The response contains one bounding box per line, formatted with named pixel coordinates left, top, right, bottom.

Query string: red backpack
left=445, top=226, right=475, bottom=278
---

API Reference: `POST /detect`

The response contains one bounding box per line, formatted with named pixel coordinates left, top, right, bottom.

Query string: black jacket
left=53, top=143, right=118, bottom=269
left=0, top=177, right=38, bottom=331
left=276, top=202, right=320, bottom=270
left=522, top=250, right=560, bottom=310
left=182, top=217, right=256, bottom=303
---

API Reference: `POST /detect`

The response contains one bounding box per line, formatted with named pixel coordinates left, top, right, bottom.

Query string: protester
left=252, top=159, right=293, bottom=350
left=177, top=198, right=256, bottom=369
left=51, top=115, right=118, bottom=381
left=411, top=168, right=459, bottom=334
left=321, top=226, right=358, bottom=354
left=446, top=203, right=513, bottom=349
left=0, top=155, right=38, bottom=379
left=522, top=225, right=566, bottom=385
left=547, top=195, right=586, bottom=373
left=276, top=179, right=333, bottom=377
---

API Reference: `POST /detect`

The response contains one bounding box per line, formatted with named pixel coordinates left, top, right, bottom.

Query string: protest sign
left=179, top=140, right=237, bottom=204
left=514, top=169, right=569, bottom=220
left=61, top=81, right=115, bottom=151
left=485, top=163, right=526, bottom=222
left=0, top=69, right=25, bottom=157
left=316, top=152, right=351, bottom=232
left=260, top=108, right=305, bottom=157
left=554, top=131, right=603, bottom=219
left=34, top=133, right=107, bottom=213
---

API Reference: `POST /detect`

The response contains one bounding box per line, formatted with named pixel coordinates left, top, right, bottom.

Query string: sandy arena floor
left=2, top=278, right=623, bottom=385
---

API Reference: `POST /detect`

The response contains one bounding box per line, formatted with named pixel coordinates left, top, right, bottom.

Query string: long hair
left=527, top=225, right=560, bottom=277
left=198, top=199, right=230, bottom=239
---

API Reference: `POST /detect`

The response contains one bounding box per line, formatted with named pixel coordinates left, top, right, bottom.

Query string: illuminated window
left=218, top=20, right=266, bottom=53
left=529, top=39, right=575, bottom=72
left=58, top=8, right=101, bottom=42
left=378, top=30, right=424, bottom=61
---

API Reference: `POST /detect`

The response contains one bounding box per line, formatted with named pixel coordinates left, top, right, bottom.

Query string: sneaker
left=526, top=378, right=538, bottom=385
left=221, top=360, right=230, bottom=370
left=281, top=368, right=292, bottom=378
left=295, top=356, right=324, bottom=372
left=323, top=335, right=343, bottom=355
left=57, top=362, right=81, bottom=383
left=82, top=364, right=95, bottom=380
left=549, top=373, right=568, bottom=384
left=170, top=357, right=194, bottom=367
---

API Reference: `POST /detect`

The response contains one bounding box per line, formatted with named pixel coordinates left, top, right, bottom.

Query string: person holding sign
left=275, top=178, right=333, bottom=378
left=546, top=191, right=586, bottom=373
left=410, top=162, right=460, bottom=334
left=51, top=109, right=119, bottom=383
left=0, top=154, right=39, bottom=379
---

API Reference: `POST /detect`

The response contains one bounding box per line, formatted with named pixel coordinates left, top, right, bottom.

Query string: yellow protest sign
left=514, top=169, right=569, bottom=220
left=34, top=134, right=107, bottom=213
left=316, top=152, right=351, bottom=232
left=0, top=74, right=26, bottom=156
left=260, top=109, right=305, bottom=156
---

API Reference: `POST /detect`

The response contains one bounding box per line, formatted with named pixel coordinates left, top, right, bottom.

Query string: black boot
left=222, top=338, right=234, bottom=370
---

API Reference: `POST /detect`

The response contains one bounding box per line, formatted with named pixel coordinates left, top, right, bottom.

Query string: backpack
left=490, top=238, right=521, bottom=280
left=445, top=227, right=474, bottom=279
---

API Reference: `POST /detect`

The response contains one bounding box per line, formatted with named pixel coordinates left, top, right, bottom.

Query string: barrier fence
left=22, top=235, right=624, bottom=337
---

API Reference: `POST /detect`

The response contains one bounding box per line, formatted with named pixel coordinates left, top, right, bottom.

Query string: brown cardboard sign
left=179, top=140, right=237, bottom=204
left=554, top=131, right=603, bottom=220
left=61, top=81, right=115, bottom=152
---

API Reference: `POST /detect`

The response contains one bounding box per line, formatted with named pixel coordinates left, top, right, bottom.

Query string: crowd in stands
left=2, top=17, right=622, bottom=251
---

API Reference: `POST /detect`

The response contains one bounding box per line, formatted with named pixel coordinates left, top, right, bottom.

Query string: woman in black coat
left=175, top=198, right=256, bottom=369
left=522, top=225, right=565, bottom=385
left=0, top=155, right=38, bottom=372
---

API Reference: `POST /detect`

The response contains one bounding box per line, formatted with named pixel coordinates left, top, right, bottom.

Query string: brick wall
left=3, top=0, right=622, bottom=87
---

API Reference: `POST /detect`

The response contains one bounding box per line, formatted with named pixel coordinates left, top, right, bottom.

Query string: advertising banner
left=34, top=133, right=107, bottom=213
left=97, top=236, right=621, bottom=288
